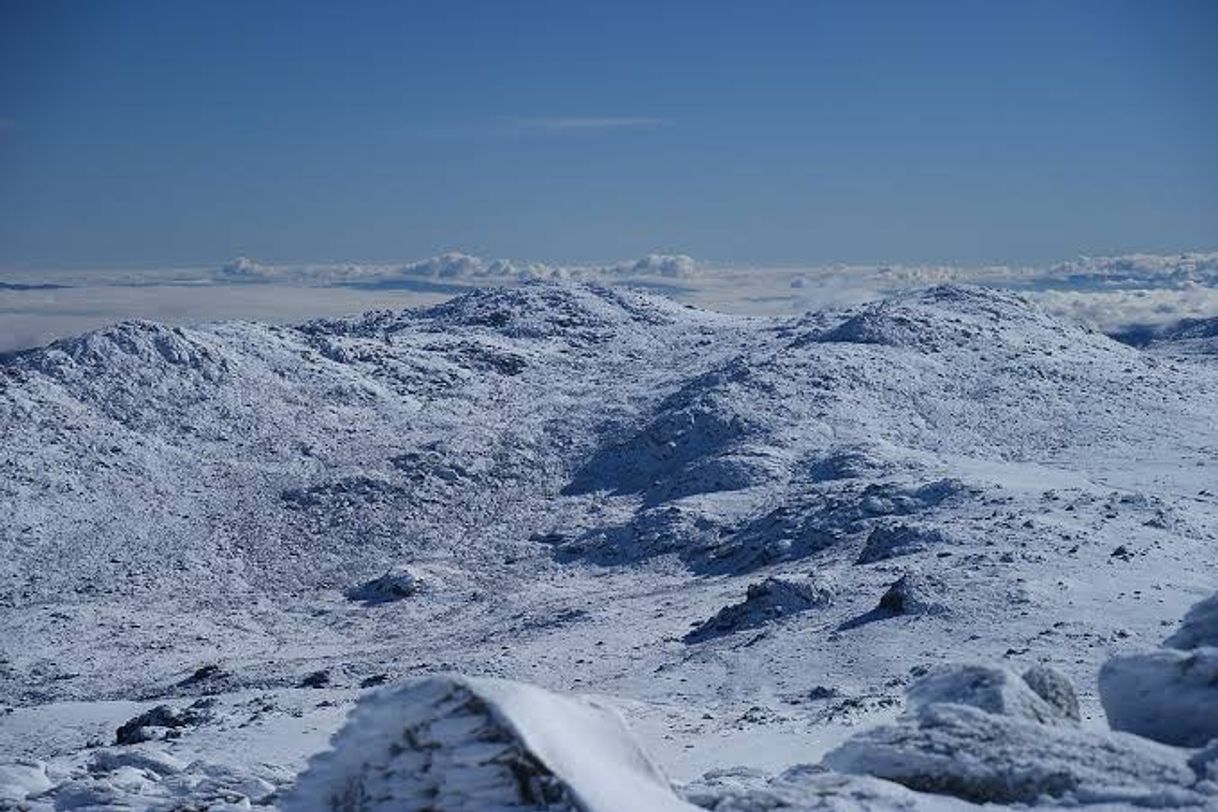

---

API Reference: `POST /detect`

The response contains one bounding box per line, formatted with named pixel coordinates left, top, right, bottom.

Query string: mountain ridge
left=3, top=281, right=1217, bottom=808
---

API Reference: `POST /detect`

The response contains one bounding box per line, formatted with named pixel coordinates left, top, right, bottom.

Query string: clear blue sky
left=1, top=0, right=1215, bottom=268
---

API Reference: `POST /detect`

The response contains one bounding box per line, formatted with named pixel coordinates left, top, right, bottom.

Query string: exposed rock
left=1099, top=646, right=1218, bottom=747
left=177, top=663, right=228, bottom=687
left=300, top=669, right=332, bottom=689
left=1164, top=591, right=1218, bottom=650
left=685, top=577, right=832, bottom=643
left=114, top=702, right=211, bottom=745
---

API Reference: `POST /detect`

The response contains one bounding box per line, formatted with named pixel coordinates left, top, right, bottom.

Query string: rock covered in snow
left=685, top=577, right=832, bottom=642
left=904, top=664, right=1077, bottom=727
left=284, top=674, right=696, bottom=812
left=42, top=756, right=282, bottom=812
left=1099, top=646, right=1218, bottom=747
left=88, top=746, right=185, bottom=777
left=0, top=760, right=53, bottom=805
left=822, top=661, right=1216, bottom=805
left=876, top=572, right=949, bottom=617
left=1190, top=740, right=1218, bottom=784
left=683, top=764, right=977, bottom=811
left=345, top=567, right=419, bottom=604
left=823, top=701, right=1208, bottom=806
left=114, top=701, right=212, bottom=745
left=1164, top=591, right=1218, bottom=650
left=855, top=523, right=954, bottom=565
left=1020, top=664, right=1081, bottom=723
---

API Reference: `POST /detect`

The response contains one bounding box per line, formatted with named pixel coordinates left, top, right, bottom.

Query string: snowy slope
left=2, top=281, right=1216, bottom=808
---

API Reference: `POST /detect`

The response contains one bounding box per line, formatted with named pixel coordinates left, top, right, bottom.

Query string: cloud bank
left=5, top=251, right=1218, bottom=352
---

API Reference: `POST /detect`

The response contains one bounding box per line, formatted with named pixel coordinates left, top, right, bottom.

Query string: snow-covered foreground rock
left=1099, top=591, right=1218, bottom=748
left=286, top=674, right=696, bottom=812
left=823, top=663, right=1217, bottom=807
left=3, top=280, right=1217, bottom=809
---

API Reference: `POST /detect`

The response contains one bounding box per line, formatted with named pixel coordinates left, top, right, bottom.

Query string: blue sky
left=1, top=0, right=1215, bottom=268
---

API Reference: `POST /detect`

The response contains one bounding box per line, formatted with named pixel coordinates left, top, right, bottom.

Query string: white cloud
left=611, top=253, right=698, bottom=279
left=219, top=256, right=269, bottom=280
left=1029, top=286, right=1218, bottom=332
left=8, top=251, right=1218, bottom=353
left=395, top=252, right=557, bottom=281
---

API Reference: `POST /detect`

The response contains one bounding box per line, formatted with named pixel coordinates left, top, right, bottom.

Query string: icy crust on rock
left=822, top=663, right=1216, bottom=807
left=1099, top=647, right=1218, bottom=748
left=1165, top=592, right=1218, bottom=650
left=903, top=664, right=1077, bottom=727
left=683, top=764, right=978, bottom=811
left=285, top=674, right=696, bottom=812
left=824, top=702, right=1207, bottom=807
left=1020, top=665, right=1081, bottom=723
left=1098, top=590, right=1218, bottom=748
left=8, top=748, right=288, bottom=812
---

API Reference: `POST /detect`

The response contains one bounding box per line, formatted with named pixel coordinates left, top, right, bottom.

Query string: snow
left=3, top=279, right=1218, bottom=809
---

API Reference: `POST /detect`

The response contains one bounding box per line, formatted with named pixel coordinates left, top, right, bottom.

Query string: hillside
left=2, top=281, right=1216, bottom=809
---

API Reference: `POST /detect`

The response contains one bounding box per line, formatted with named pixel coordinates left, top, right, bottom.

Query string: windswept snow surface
left=2, top=281, right=1218, bottom=808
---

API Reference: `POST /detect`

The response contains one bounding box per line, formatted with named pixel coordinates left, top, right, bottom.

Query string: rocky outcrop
left=685, top=577, right=832, bottom=643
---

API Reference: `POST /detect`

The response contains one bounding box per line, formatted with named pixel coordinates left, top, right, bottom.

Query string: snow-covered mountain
left=2, top=281, right=1216, bottom=809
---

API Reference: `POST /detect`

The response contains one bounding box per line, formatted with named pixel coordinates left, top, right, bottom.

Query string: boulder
left=88, top=746, right=184, bottom=777
left=855, top=524, right=952, bottom=565
left=1021, top=664, right=1081, bottom=723
left=1099, top=646, right=1218, bottom=747
left=345, top=567, right=419, bottom=605
left=685, top=577, right=831, bottom=643
left=1164, top=591, right=1218, bottom=650
left=877, top=572, right=949, bottom=616
left=823, top=702, right=1206, bottom=806
left=905, top=664, right=1077, bottom=727
left=683, top=763, right=977, bottom=811
left=115, top=702, right=211, bottom=745
left=0, top=760, right=53, bottom=804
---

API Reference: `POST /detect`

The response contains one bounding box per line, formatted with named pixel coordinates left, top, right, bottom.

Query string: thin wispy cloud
left=511, top=116, right=671, bottom=132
